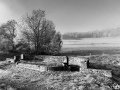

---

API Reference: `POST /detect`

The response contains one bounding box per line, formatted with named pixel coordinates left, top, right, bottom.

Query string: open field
left=0, top=37, right=120, bottom=89
left=63, top=37, right=120, bottom=45
left=60, top=37, right=120, bottom=55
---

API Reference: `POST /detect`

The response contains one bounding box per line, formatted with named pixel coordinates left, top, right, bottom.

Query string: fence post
left=21, top=54, right=24, bottom=60
left=66, top=56, right=69, bottom=66
left=14, top=56, right=16, bottom=60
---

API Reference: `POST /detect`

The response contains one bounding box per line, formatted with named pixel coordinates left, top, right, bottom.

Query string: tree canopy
left=21, top=9, right=62, bottom=55
left=0, top=20, right=17, bottom=51
left=0, top=9, right=62, bottom=55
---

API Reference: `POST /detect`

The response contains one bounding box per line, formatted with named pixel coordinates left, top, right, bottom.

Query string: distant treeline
left=62, top=28, right=120, bottom=39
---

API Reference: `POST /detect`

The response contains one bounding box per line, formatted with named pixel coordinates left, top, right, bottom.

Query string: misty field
left=60, top=37, right=120, bottom=55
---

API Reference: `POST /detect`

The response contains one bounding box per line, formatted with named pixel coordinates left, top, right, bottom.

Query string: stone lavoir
left=1, top=55, right=114, bottom=90
left=9, top=55, right=112, bottom=78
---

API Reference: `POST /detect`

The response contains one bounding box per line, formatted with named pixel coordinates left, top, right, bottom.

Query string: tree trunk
left=12, top=40, right=15, bottom=50
left=34, top=42, right=37, bottom=55
left=36, top=40, right=39, bottom=55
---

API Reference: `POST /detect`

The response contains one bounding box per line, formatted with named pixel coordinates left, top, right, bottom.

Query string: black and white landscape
left=0, top=0, right=120, bottom=90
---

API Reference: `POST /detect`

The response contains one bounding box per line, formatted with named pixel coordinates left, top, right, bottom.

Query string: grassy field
left=60, top=37, right=120, bottom=86
left=60, top=37, right=120, bottom=56
left=0, top=37, right=120, bottom=59
left=0, top=59, right=113, bottom=90
left=0, top=37, right=119, bottom=89
left=88, top=55, right=120, bottom=85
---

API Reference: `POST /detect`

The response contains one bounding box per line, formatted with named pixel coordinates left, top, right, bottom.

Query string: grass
left=62, top=38, right=120, bottom=86
left=59, top=49, right=120, bottom=56
left=63, top=37, right=120, bottom=45
left=87, top=55, right=120, bottom=85
left=0, top=37, right=120, bottom=89
left=0, top=53, right=114, bottom=90
left=60, top=37, right=120, bottom=56
left=0, top=64, right=113, bottom=90
left=59, top=38, right=120, bottom=56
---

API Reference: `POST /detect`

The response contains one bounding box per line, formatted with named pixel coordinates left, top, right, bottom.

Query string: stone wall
left=43, top=56, right=88, bottom=68
left=69, top=56, right=87, bottom=68
left=17, top=63, right=47, bottom=72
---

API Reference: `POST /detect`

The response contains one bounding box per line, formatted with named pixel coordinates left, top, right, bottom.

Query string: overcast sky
left=0, top=0, right=120, bottom=34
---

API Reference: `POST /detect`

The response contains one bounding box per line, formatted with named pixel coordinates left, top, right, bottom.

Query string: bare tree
left=22, top=9, right=62, bottom=55
left=0, top=20, right=17, bottom=50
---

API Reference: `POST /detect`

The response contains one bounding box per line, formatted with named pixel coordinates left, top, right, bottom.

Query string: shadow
left=88, top=62, right=112, bottom=70
left=49, top=65, right=80, bottom=72
left=88, top=61, right=120, bottom=85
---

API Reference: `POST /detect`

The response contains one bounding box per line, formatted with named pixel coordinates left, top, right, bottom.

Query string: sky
left=0, top=0, right=120, bottom=34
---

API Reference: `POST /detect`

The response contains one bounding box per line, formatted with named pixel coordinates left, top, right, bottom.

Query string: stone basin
left=17, top=63, right=48, bottom=72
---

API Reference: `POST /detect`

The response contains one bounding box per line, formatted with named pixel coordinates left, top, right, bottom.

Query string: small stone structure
left=6, top=55, right=21, bottom=64
left=6, top=58, right=15, bottom=63
left=13, top=55, right=88, bottom=72
left=44, top=56, right=88, bottom=68
left=6, top=54, right=30, bottom=64
left=7, top=55, right=111, bottom=76
left=69, top=56, right=88, bottom=68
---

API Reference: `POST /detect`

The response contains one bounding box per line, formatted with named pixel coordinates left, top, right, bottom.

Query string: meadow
left=60, top=37, right=120, bottom=56
left=0, top=37, right=119, bottom=89
left=60, top=37, right=120, bottom=85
